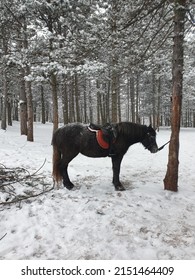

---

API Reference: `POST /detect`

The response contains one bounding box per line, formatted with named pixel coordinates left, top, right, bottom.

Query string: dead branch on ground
left=0, top=160, right=54, bottom=206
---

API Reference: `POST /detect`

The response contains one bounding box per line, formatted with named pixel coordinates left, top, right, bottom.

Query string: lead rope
left=158, top=140, right=170, bottom=151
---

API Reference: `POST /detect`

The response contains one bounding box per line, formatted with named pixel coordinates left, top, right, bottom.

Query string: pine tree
left=164, top=0, right=187, bottom=191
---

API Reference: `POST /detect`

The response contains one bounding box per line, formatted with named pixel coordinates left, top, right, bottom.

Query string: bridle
left=145, top=132, right=170, bottom=152
left=157, top=140, right=170, bottom=151
left=143, top=130, right=170, bottom=152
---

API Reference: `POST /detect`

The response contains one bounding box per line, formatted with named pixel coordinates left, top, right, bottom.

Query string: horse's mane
left=115, top=122, right=147, bottom=140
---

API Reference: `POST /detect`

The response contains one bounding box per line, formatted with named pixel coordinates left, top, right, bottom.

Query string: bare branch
left=0, top=160, right=53, bottom=207
left=0, top=233, right=7, bottom=241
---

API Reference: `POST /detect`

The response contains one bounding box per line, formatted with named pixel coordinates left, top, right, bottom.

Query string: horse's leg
left=60, top=152, right=79, bottom=190
left=61, top=164, right=74, bottom=190
left=111, top=155, right=125, bottom=191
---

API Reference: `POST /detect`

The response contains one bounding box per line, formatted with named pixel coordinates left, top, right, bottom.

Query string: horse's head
left=142, top=125, right=158, bottom=153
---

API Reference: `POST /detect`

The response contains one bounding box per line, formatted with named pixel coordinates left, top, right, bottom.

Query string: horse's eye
left=147, top=133, right=155, bottom=140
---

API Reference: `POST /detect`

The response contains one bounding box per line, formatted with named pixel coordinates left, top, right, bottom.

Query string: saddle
left=88, top=123, right=117, bottom=155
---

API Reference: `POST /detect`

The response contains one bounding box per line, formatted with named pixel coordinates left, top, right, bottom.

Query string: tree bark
left=0, top=96, right=3, bottom=121
left=74, top=73, right=80, bottom=122
left=7, top=97, right=12, bottom=126
left=106, top=80, right=111, bottom=122
left=135, top=72, right=140, bottom=124
left=40, top=85, right=46, bottom=124
left=130, top=74, right=135, bottom=123
left=117, top=77, right=121, bottom=122
left=62, top=78, right=69, bottom=124
left=69, top=77, right=76, bottom=123
left=27, top=85, right=33, bottom=141
left=96, top=80, right=101, bottom=123
left=111, top=70, right=118, bottom=123
left=51, top=73, right=59, bottom=133
left=164, top=0, right=187, bottom=192
left=83, top=78, right=87, bottom=123
left=26, top=66, right=34, bottom=142
left=19, top=68, right=28, bottom=135
left=152, top=69, right=156, bottom=128
left=156, top=70, right=161, bottom=130
left=111, top=0, right=118, bottom=123
left=1, top=70, right=8, bottom=130
left=88, top=79, right=93, bottom=123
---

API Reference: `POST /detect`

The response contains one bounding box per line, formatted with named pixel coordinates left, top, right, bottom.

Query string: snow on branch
left=187, top=9, right=195, bottom=25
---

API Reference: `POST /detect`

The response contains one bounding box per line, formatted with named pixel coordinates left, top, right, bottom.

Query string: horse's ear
left=148, top=124, right=152, bottom=128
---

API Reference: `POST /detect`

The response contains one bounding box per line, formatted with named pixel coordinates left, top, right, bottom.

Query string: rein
left=158, top=140, right=170, bottom=151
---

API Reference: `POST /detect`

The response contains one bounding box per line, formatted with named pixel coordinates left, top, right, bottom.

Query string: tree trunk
left=106, top=80, right=111, bottom=122
left=40, top=85, right=46, bottom=124
left=130, top=75, right=135, bottom=123
left=1, top=70, right=8, bottom=130
left=26, top=66, right=34, bottom=142
left=19, top=68, right=28, bottom=135
left=27, top=86, right=33, bottom=141
left=69, top=76, right=76, bottom=123
left=0, top=96, right=3, bottom=121
left=51, top=73, right=59, bottom=133
left=62, top=79, right=69, bottom=124
left=7, top=97, right=12, bottom=126
left=111, top=71, right=118, bottom=123
left=97, top=92, right=101, bottom=124
left=74, top=73, right=80, bottom=122
left=13, top=99, right=19, bottom=121
left=135, top=72, right=140, bottom=123
left=83, top=78, right=87, bottom=123
left=102, top=93, right=107, bottom=124
left=88, top=79, right=93, bottom=123
left=117, top=77, right=121, bottom=122
left=1, top=30, right=8, bottom=130
left=126, top=77, right=130, bottom=121
left=96, top=80, right=101, bottom=123
left=111, top=0, right=118, bottom=123
left=152, top=70, right=156, bottom=128
left=164, top=0, right=187, bottom=192
left=156, top=72, right=161, bottom=130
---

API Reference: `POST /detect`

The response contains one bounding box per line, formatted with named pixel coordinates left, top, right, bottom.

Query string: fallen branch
left=0, top=233, right=7, bottom=241
left=0, top=160, right=53, bottom=206
left=28, top=158, right=47, bottom=177
left=0, top=185, right=54, bottom=206
left=0, top=160, right=47, bottom=188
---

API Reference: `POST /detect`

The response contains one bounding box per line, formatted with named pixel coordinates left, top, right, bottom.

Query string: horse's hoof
left=115, top=185, right=125, bottom=191
left=64, top=183, right=74, bottom=190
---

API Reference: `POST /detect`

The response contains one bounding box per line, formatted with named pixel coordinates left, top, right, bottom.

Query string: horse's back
left=52, top=123, right=108, bottom=158
left=52, top=123, right=85, bottom=150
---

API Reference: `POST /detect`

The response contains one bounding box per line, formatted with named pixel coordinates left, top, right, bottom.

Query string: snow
left=0, top=122, right=195, bottom=260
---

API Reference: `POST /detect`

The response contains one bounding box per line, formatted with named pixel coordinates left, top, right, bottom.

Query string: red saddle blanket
left=88, top=127, right=109, bottom=149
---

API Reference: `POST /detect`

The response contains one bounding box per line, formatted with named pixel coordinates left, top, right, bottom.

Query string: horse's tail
left=52, top=133, right=62, bottom=184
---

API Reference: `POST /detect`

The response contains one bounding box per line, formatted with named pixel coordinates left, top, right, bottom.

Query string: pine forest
left=0, top=0, right=194, bottom=139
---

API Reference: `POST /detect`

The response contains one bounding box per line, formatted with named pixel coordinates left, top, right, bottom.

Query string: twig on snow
left=0, top=233, right=7, bottom=241
left=0, top=159, right=53, bottom=206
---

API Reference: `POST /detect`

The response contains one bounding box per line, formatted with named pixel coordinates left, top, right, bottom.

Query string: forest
left=0, top=0, right=194, bottom=140
left=1, top=1, right=195, bottom=262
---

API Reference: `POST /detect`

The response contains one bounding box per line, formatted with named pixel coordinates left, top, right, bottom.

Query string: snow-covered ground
left=0, top=122, right=195, bottom=260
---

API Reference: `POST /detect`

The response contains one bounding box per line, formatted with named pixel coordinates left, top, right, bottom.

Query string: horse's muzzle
left=150, top=146, right=158, bottom=153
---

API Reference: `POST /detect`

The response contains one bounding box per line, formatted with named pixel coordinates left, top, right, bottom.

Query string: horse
left=52, top=122, right=158, bottom=191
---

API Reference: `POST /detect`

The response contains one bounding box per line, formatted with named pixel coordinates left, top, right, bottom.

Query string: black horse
left=52, top=122, right=158, bottom=191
